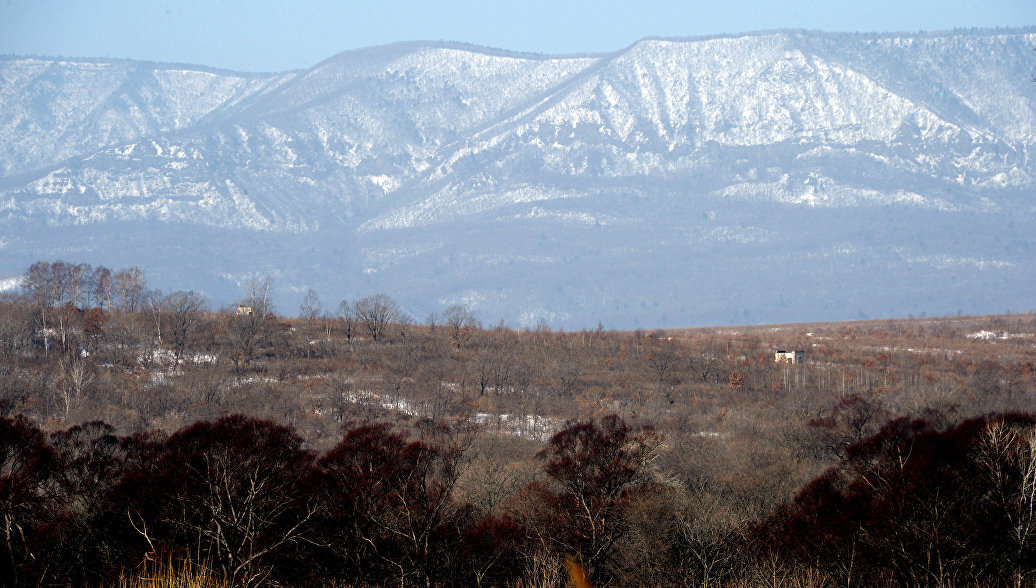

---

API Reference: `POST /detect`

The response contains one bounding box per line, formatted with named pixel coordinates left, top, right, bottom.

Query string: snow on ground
left=967, top=330, right=1034, bottom=341
left=332, top=389, right=562, bottom=440
left=475, top=412, right=561, bottom=441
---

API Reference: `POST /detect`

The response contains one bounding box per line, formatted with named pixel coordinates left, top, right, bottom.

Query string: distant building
left=775, top=350, right=804, bottom=364
left=236, top=305, right=254, bottom=316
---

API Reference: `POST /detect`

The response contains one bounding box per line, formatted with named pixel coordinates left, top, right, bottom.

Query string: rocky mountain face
left=1, top=29, right=1033, bottom=327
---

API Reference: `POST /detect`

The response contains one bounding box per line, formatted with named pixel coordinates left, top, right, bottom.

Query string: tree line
left=0, top=412, right=665, bottom=587
left=5, top=410, right=1036, bottom=587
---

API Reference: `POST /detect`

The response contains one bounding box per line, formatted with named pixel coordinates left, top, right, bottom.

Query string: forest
left=1, top=260, right=1035, bottom=587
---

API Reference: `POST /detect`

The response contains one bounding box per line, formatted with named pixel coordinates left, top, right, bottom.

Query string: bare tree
left=65, top=263, right=90, bottom=309
left=56, top=354, right=93, bottom=421
left=689, top=348, right=721, bottom=383
left=978, top=419, right=1036, bottom=584
left=227, top=278, right=276, bottom=369
left=165, top=291, right=206, bottom=365
left=154, top=416, right=317, bottom=587
left=353, top=294, right=401, bottom=343
left=81, top=307, right=106, bottom=354
left=337, top=300, right=355, bottom=344
left=807, top=393, right=892, bottom=460
left=23, top=262, right=56, bottom=306
left=47, top=261, right=71, bottom=306
left=142, top=288, right=164, bottom=361
left=99, top=312, right=145, bottom=366
left=318, top=421, right=476, bottom=587
left=299, top=289, right=322, bottom=326
left=443, top=303, right=479, bottom=348
left=23, top=262, right=55, bottom=353
left=0, top=416, right=58, bottom=587
left=54, top=301, right=82, bottom=353
left=299, top=289, right=323, bottom=357
left=114, top=266, right=147, bottom=312
left=90, top=266, right=114, bottom=310
left=528, top=415, right=665, bottom=585
left=0, top=303, right=32, bottom=363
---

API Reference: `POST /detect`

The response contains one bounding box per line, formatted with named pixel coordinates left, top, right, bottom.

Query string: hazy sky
left=1, top=0, right=1033, bottom=72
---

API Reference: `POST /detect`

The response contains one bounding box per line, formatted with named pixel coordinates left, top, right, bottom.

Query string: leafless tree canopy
left=165, top=291, right=206, bottom=364
left=352, top=293, right=401, bottom=342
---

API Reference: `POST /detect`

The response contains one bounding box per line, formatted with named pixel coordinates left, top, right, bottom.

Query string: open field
left=1, top=265, right=1034, bottom=586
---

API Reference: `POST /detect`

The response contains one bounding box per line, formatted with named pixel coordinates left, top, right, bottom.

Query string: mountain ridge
left=1, top=28, right=1033, bottom=327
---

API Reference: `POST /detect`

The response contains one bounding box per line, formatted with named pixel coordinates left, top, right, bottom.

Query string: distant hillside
left=1, top=29, right=1034, bottom=327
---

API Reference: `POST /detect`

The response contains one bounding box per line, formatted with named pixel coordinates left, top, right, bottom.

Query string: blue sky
left=1, top=0, right=1033, bottom=72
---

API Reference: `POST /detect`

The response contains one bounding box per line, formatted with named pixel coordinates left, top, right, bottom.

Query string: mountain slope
left=1, top=29, right=1033, bottom=327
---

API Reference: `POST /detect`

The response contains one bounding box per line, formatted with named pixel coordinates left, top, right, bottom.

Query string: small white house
left=775, top=350, right=804, bottom=364
left=235, top=305, right=254, bottom=316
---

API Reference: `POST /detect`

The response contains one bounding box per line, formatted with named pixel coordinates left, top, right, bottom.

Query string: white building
left=775, top=350, right=805, bottom=364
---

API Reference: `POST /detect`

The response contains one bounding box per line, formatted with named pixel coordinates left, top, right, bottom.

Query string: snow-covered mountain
left=1, top=29, right=1034, bottom=327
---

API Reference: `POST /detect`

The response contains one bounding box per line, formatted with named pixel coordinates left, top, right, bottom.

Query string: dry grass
left=112, top=560, right=227, bottom=588
left=564, top=556, right=593, bottom=588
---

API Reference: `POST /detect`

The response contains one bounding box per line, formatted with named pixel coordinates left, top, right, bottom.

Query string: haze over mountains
left=1, top=28, right=1033, bottom=328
